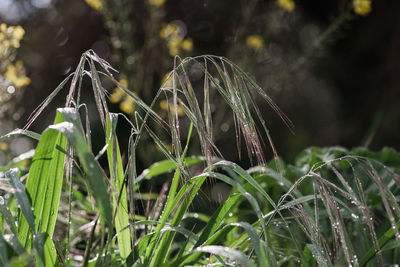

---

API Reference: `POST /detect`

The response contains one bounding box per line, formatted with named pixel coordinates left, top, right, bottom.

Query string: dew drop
left=228, top=213, right=233, bottom=217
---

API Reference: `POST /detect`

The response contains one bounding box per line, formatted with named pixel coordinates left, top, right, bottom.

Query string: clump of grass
left=0, top=51, right=399, bottom=266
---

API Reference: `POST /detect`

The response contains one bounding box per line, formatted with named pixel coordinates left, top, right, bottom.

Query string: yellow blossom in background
left=353, top=0, right=371, bottom=16
left=85, top=0, right=103, bottom=11
left=167, top=36, right=183, bottom=56
left=108, top=76, right=137, bottom=115
left=109, top=77, right=129, bottom=103
left=160, top=24, right=179, bottom=39
left=120, top=97, right=135, bottom=115
left=0, top=142, right=8, bottom=151
left=0, top=23, right=6, bottom=33
left=159, top=100, right=185, bottom=116
left=160, top=23, right=193, bottom=56
left=246, top=35, right=264, bottom=52
left=109, top=88, right=125, bottom=103
left=278, top=0, right=295, bottom=12
left=4, top=61, right=31, bottom=87
left=181, top=38, right=193, bottom=52
left=0, top=23, right=25, bottom=49
left=147, top=0, right=165, bottom=7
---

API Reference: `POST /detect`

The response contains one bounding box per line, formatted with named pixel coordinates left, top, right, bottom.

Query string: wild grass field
left=1, top=0, right=400, bottom=266
left=1, top=49, right=400, bottom=266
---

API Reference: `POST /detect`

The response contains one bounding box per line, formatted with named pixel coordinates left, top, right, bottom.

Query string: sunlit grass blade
left=0, top=129, right=41, bottom=142
left=50, top=108, right=113, bottom=229
left=17, top=111, right=67, bottom=250
left=106, top=113, right=131, bottom=259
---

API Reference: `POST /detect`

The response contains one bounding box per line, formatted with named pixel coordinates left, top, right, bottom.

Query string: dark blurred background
left=1, top=0, right=399, bottom=165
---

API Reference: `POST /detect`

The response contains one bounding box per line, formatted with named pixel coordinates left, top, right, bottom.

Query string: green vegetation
left=0, top=50, right=399, bottom=266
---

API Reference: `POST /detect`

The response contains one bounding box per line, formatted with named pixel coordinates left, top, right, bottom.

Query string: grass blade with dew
left=0, top=231, right=8, bottom=266
left=173, top=194, right=243, bottom=266
left=0, top=129, right=41, bottom=142
left=194, top=245, right=256, bottom=267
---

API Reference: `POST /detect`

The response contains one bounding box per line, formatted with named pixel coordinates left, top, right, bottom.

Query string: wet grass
left=0, top=51, right=400, bottom=266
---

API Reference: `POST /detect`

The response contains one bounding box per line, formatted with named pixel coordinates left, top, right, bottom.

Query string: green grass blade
left=50, top=108, right=113, bottom=229
left=149, top=176, right=207, bottom=266
left=0, top=129, right=41, bottom=142
left=0, top=230, right=8, bottom=266
left=194, top=194, right=242, bottom=248
left=106, top=113, right=131, bottom=259
left=17, top=111, right=67, bottom=249
left=231, top=222, right=268, bottom=267
left=6, top=169, right=36, bottom=236
left=175, top=225, right=236, bottom=266
left=136, top=157, right=204, bottom=183
left=360, top=219, right=400, bottom=266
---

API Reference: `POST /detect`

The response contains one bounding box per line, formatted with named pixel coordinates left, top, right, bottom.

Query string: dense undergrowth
left=1, top=51, right=400, bottom=266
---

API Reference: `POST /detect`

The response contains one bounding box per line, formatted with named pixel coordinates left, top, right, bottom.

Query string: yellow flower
left=109, top=77, right=129, bottom=103
left=119, top=78, right=128, bottom=88
left=278, top=0, right=295, bottom=12
left=0, top=142, right=8, bottom=151
left=120, top=97, right=135, bottom=115
left=353, top=0, right=371, bottom=16
left=109, top=88, right=125, bottom=103
left=147, top=0, right=165, bottom=7
left=85, top=0, right=103, bottom=11
left=167, top=36, right=183, bottom=56
left=11, top=26, right=25, bottom=43
left=4, top=61, right=31, bottom=88
left=181, top=38, right=193, bottom=52
left=0, top=23, right=7, bottom=32
left=246, top=35, right=264, bottom=52
left=160, top=24, right=179, bottom=39
left=159, top=100, right=185, bottom=116
left=0, top=24, right=25, bottom=48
